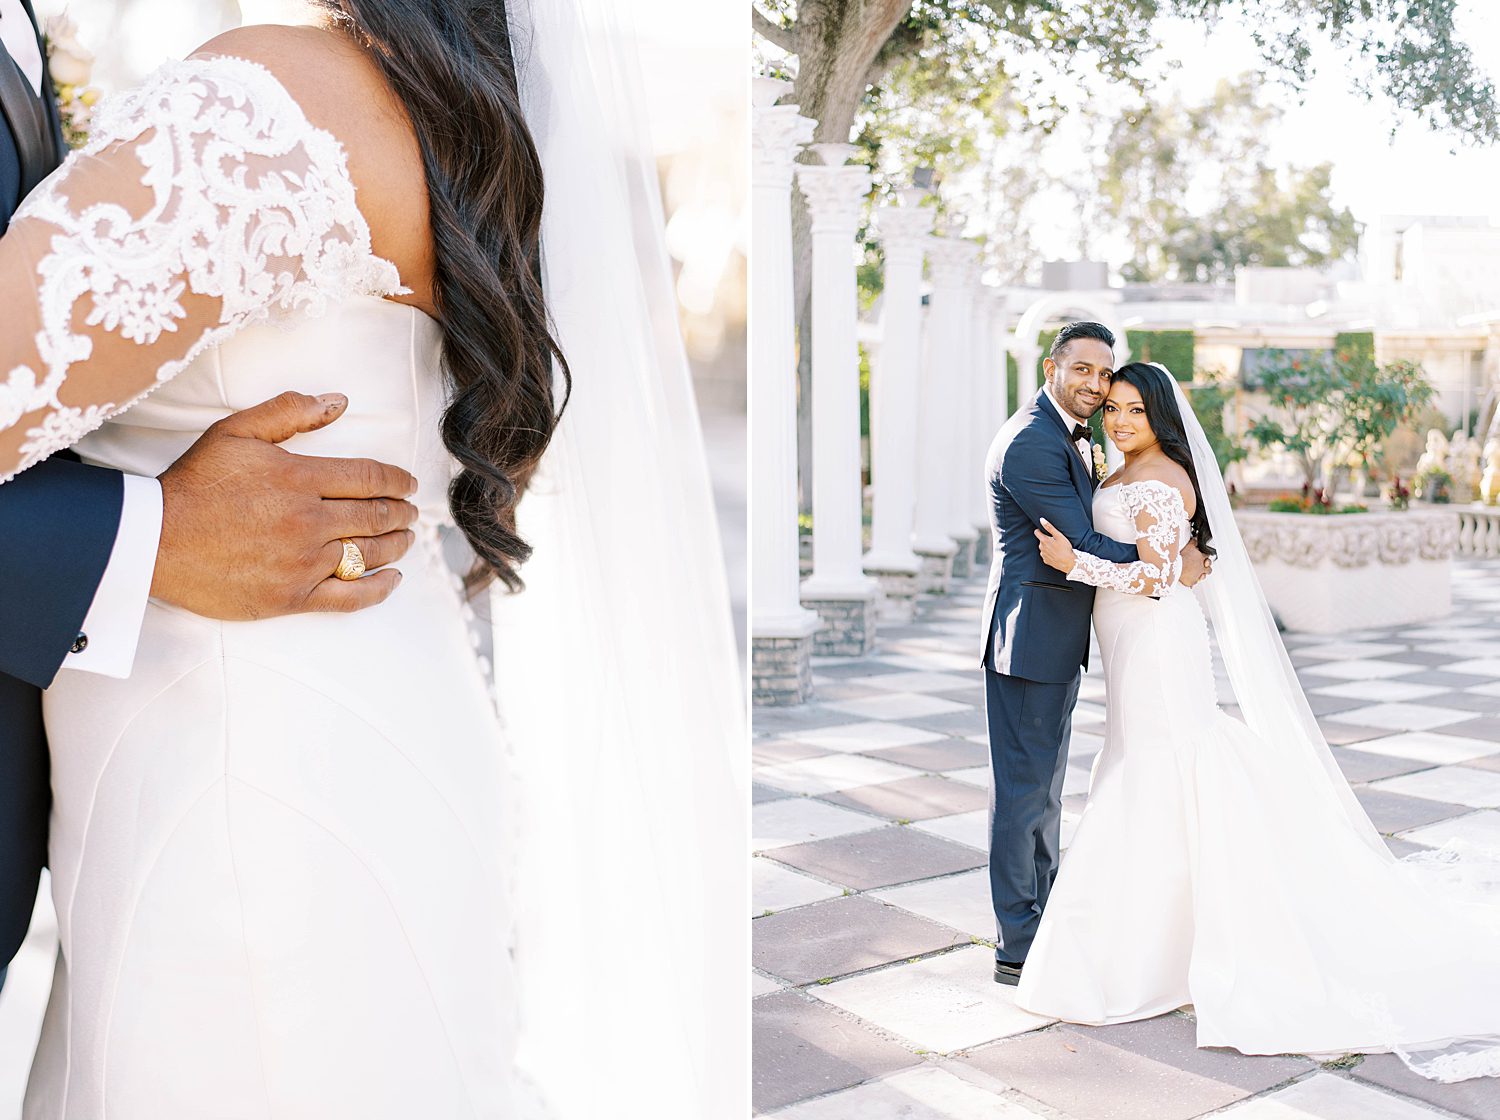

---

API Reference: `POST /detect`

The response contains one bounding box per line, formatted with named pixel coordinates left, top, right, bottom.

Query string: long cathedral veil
left=489, top=2, right=747, bottom=1116
left=1145, top=362, right=1500, bottom=1083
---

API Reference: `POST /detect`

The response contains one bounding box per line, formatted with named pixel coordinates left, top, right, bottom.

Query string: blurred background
left=0, top=1, right=745, bottom=1112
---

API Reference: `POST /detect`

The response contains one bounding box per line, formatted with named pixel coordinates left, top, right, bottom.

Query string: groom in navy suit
left=0, top=0, right=418, bottom=986
left=980, top=321, right=1204, bottom=984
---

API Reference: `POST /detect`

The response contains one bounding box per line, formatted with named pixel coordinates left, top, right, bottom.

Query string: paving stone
left=863, top=738, right=990, bottom=774
left=767, top=827, right=987, bottom=891
left=809, top=659, right=911, bottom=680
left=959, top=1026, right=1247, bottom=1120
left=1073, top=1013, right=1315, bottom=1092
left=1218, top=1071, right=1451, bottom=1118
left=1296, top=641, right=1410, bottom=660
left=913, top=810, right=990, bottom=852
left=1401, top=808, right=1500, bottom=849
left=1301, top=692, right=1370, bottom=717
left=1402, top=669, right=1500, bottom=688
left=785, top=722, right=946, bottom=753
left=947, top=765, right=991, bottom=788
left=820, top=692, right=974, bottom=722
left=1353, top=732, right=1500, bottom=765
left=1309, top=680, right=1450, bottom=704
left=755, top=782, right=795, bottom=804
left=1331, top=748, right=1433, bottom=785
left=757, top=754, right=928, bottom=795
left=1352, top=787, right=1469, bottom=834
left=1373, top=649, right=1482, bottom=667
left=753, top=797, right=886, bottom=850
left=1369, top=764, right=1500, bottom=808
left=768, top=1065, right=1045, bottom=1120
left=812, top=945, right=1053, bottom=1054
left=823, top=776, right=991, bottom=822
left=1351, top=1052, right=1500, bottom=1120
left=1435, top=713, right=1500, bottom=742
left=755, top=706, right=871, bottom=736
left=753, top=989, right=922, bottom=1114
left=755, top=739, right=834, bottom=766
left=1460, top=753, right=1500, bottom=774
left=755, top=858, right=844, bottom=915
left=1384, top=836, right=1428, bottom=859
left=862, top=671, right=982, bottom=694
left=1316, top=722, right=1399, bottom=746
left=1414, top=639, right=1500, bottom=658
left=809, top=680, right=893, bottom=702
left=1448, top=658, right=1500, bottom=678
left=752, top=895, right=967, bottom=986
left=872, top=869, right=993, bottom=941
left=752, top=971, right=784, bottom=998
left=1330, top=703, right=1473, bottom=732
left=1426, top=689, right=1500, bottom=714
left=898, top=708, right=990, bottom=738
left=1299, top=659, right=1427, bottom=681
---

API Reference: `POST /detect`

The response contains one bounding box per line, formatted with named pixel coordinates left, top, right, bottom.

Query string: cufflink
left=70, top=632, right=88, bottom=654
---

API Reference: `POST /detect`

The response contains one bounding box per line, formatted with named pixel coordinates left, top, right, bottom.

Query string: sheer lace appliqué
left=0, top=54, right=406, bottom=483
left=1067, top=479, right=1189, bottom=596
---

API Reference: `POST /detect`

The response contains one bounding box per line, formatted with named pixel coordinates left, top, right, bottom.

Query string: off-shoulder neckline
left=153, top=53, right=410, bottom=304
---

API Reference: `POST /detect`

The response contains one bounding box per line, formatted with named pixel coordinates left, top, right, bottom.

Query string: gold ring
left=334, top=539, right=366, bottom=581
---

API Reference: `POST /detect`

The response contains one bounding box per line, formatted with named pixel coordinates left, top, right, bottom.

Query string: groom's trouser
left=985, top=668, right=1079, bottom=964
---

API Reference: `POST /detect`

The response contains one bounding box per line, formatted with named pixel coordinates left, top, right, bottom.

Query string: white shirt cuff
left=63, top=474, right=163, bottom=679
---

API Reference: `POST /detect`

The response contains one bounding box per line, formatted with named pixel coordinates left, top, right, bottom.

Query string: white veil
left=489, top=3, right=747, bottom=1116
left=1148, top=362, right=1500, bottom=1083
left=1148, top=365, right=1388, bottom=857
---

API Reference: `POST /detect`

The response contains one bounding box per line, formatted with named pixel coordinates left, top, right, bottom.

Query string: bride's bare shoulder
left=189, top=25, right=435, bottom=313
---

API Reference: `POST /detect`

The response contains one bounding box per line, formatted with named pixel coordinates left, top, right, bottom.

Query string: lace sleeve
left=1066, top=480, right=1188, bottom=597
left=0, top=55, right=405, bottom=485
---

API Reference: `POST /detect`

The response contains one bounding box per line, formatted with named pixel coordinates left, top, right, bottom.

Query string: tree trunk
left=780, top=0, right=912, bottom=515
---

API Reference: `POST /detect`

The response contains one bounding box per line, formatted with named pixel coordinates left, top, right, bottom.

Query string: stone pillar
left=927, top=233, right=981, bottom=580
left=749, top=79, right=820, bottom=705
left=797, top=143, right=879, bottom=656
left=1014, top=334, right=1041, bottom=404
left=993, top=296, right=1012, bottom=428
left=970, top=285, right=997, bottom=569
left=862, top=188, right=932, bottom=624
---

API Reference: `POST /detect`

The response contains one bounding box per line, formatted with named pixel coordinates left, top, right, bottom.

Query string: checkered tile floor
left=752, top=557, right=1500, bottom=1119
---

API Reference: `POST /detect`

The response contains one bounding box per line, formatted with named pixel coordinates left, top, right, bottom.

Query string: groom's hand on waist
left=150, top=392, right=419, bottom=620
left=1180, top=540, right=1209, bottom=587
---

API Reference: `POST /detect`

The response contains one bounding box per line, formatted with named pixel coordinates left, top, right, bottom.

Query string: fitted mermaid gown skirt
left=28, top=299, right=522, bottom=1117
left=1015, top=483, right=1500, bottom=1072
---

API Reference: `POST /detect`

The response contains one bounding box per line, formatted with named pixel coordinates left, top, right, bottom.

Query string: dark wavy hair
left=1109, top=362, right=1215, bottom=559
left=318, top=0, right=570, bottom=591
left=1050, top=320, right=1115, bottom=360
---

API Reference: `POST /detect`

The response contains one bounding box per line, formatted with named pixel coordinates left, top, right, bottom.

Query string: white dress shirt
left=2, top=1, right=166, bottom=678
left=0, top=0, right=44, bottom=96
left=1042, top=382, right=1092, bottom=467
left=65, top=474, right=164, bottom=678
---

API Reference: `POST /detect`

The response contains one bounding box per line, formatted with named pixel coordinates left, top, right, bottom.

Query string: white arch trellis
left=1008, top=292, right=1133, bottom=409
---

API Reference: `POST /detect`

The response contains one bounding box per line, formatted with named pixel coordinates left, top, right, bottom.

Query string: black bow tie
left=1070, top=424, right=1091, bottom=444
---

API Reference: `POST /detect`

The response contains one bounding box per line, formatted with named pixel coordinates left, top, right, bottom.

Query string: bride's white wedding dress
left=7, top=57, right=522, bottom=1116
left=1016, top=477, right=1500, bottom=1080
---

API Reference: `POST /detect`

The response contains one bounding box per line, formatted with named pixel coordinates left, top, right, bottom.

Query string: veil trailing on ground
left=488, top=2, right=746, bottom=1116
left=1145, top=362, right=1500, bottom=1083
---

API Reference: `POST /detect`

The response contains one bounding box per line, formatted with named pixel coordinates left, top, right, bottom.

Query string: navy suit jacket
left=979, top=388, right=1138, bottom=683
left=0, top=0, right=127, bottom=968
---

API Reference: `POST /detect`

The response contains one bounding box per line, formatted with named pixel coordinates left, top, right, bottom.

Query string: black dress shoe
left=993, top=960, right=1023, bottom=986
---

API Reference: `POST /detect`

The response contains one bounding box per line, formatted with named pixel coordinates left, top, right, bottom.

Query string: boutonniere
left=1092, top=444, right=1108, bottom=483
left=44, top=16, right=99, bottom=150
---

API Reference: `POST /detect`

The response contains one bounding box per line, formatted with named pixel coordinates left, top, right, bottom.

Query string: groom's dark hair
left=1050, top=321, right=1115, bottom=360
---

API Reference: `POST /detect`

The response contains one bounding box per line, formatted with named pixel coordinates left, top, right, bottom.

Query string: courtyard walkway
left=753, top=557, right=1500, bottom=1119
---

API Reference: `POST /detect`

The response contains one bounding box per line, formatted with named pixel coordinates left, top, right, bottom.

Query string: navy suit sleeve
left=1001, top=431, right=1138, bottom=565
left=0, top=456, right=125, bottom=688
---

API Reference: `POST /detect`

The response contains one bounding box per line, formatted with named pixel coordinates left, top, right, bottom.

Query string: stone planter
left=1236, top=508, right=1458, bottom=633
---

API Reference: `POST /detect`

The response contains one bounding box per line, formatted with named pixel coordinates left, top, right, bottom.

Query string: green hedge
left=1006, top=352, right=1019, bottom=414
left=1125, top=330, right=1194, bottom=379
left=1334, top=330, right=1375, bottom=363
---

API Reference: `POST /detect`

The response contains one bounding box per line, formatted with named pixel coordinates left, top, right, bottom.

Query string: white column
left=749, top=79, right=819, bottom=700
left=970, top=284, right=996, bottom=542
left=912, top=301, right=952, bottom=562
left=926, top=235, right=982, bottom=559
left=1015, top=335, right=1041, bottom=403
left=797, top=144, right=878, bottom=605
left=993, top=296, right=1012, bottom=426
left=863, top=190, right=932, bottom=576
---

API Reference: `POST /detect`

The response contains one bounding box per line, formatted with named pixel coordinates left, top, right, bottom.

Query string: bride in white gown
left=0, top=1, right=743, bottom=1116
left=1020, top=361, right=1500, bottom=1083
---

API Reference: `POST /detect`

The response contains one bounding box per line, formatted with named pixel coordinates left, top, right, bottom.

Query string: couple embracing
left=980, top=320, right=1500, bottom=1082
